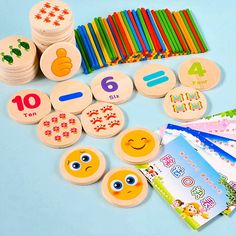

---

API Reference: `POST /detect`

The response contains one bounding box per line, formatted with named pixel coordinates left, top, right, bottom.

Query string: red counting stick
left=107, top=15, right=127, bottom=59
left=127, top=10, right=148, bottom=55
left=151, top=10, right=172, bottom=52
left=165, top=9, right=188, bottom=52
left=113, top=12, right=133, bottom=56
left=141, top=8, right=161, bottom=52
left=183, top=10, right=205, bottom=53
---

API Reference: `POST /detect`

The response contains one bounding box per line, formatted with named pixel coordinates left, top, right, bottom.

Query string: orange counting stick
left=102, top=18, right=121, bottom=63
left=173, top=11, right=197, bottom=53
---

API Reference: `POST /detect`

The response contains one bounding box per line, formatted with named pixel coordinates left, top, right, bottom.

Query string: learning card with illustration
left=137, top=135, right=233, bottom=230
left=161, top=124, right=236, bottom=214
left=183, top=108, right=236, bottom=139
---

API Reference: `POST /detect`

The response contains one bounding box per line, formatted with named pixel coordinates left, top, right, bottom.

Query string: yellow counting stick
left=102, top=18, right=121, bottom=65
left=84, top=24, right=103, bottom=68
left=91, top=21, right=111, bottom=64
left=173, top=12, right=197, bottom=54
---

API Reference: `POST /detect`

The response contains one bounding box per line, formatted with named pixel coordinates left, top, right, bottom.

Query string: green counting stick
left=111, top=15, right=130, bottom=57
left=121, top=11, right=140, bottom=53
left=157, top=10, right=177, bottom=53
left=136, top=8, right=155, bottom=52
left=98, top=17, right=117, bottom=60
left=161, top=10, right=181, bottom=53
left=162, top=10, right=183, bottom=53
left=94, top=18, right=113, bottom=61
left=74, top=29, right=93, bottom=73
left=179, top=11, right=201, bottom=53
left=186, top=9, right=208, bottom=51
left=171, top=12, right=190, bottom=54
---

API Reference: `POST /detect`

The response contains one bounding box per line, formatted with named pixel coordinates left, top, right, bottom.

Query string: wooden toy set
left=1, top=0, right=235, bottom=231
left=75, top=8, right=208, bottom=74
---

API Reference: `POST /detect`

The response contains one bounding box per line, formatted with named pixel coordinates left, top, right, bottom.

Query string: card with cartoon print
left=137, top=135, right=233, bottom=230
left=160, top=124, right=236, bottom=215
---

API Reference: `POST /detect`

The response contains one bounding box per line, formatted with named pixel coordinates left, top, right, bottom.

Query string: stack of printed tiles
left=75, top=8, right=208, bottom=74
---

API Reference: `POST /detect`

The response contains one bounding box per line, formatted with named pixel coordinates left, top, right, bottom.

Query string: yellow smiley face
left=107, top=170, right=143, bottom=200
left=64, top=149, right=100, bottom=178
left=121, top=129, right=156, bottom=157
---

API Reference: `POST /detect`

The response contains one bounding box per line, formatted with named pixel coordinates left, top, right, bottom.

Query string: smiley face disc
left=60, top=146, right=106, bottom=185
left=115, top=128, right=160, bottom=164
left=101, top=167, right=148, bottom=207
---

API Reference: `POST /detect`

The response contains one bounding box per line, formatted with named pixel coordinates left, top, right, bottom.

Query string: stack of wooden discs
left=0, top=35, right=38, bottom=85
left=29, top=0, right=75, bottom=53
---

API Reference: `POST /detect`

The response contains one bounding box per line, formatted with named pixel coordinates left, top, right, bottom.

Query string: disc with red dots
left=29, top=0, right=73, bottom=34
left=37, top=111, right=82, bottom=148
left=101, top=167, right=148, bottom=207
left=40, top=42, right=81, bottom=81
left=60, top=146, right=106, bottom=185
left=81, top=102, right=125, bottom=138
left=8, top=89, right=51, bottom=124
left=91, top=70, right=134, bottom=104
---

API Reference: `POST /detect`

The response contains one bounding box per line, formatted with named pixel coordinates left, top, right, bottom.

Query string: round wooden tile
left=81, top=102, right=125, bottom=138
left=37, top=111, right=82, bottom=148
left=40, top=42, right=81, bottom=81
left=50, top=80, right=93, bottom=114
left=134, top=64, right=176, bottom=98
left=8, top=89, right=51, bottom=124
left=115, top=128, right=160, bottom=164
left=178, top=58, right=221, bottom=90
left=60, top=146, right=106, bottom=185
left=29, top=0, right=73, bottom=34
left=91, top=70, right=134, bottom=104
left=0, top=36, right=37, bottom=70
left=101, top=167, right=148, bottom=207
left=163, top=86, right=207, bottom=122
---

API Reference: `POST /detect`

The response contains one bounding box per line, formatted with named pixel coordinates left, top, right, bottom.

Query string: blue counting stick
left=88, top=23, right=107, bottom=67
left=81, top=25, right=100, bottom=69
left=124, top=10, right=142, bottom=53
left=143, top=70, right=169, bottom=87
left=107, top=17, right=125, bottom=61
left=80, top=26, right=97, bottom=69
left=146, top=9, right=166, bottom=52
left=59, top=92, right=83, bottom=102
left=132, top=10, right=150, bottom=52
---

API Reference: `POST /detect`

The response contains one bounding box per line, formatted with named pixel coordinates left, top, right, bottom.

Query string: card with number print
left=137, top=135, right=232, bottom=230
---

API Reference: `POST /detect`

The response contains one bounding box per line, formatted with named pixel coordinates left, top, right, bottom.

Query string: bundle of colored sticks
left=75, top=9, right=208, bottom=74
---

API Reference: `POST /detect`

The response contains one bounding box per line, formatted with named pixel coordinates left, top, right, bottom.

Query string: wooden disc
left=81, top=102, right=125, bottom=138
left=115, top=128, right=160, bottom=164
left=37, top=111, right=82, bottom=148
left=101, top=167, right=148, bottom=207
left=91, top=70, right=133, bottom=104
left=0, top=36, right=37, bottom=70
left=40, top=42, right=81, bottom=81
left=60, top=146, right=106, bottom=185
left=29, top=0, right=73, bottom=34
left=134, top=64, right=176, bottom=98
left=8, top=89, right=51, bottom=124
left=163, top=86, right=207, bottom=122
left=50, top=80, right=93, bottom=114
left=178, top=58, right=221, bottom=90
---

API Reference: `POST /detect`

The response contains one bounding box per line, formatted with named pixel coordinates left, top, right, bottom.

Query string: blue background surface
left=0, top=0, right=235, bottom=235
